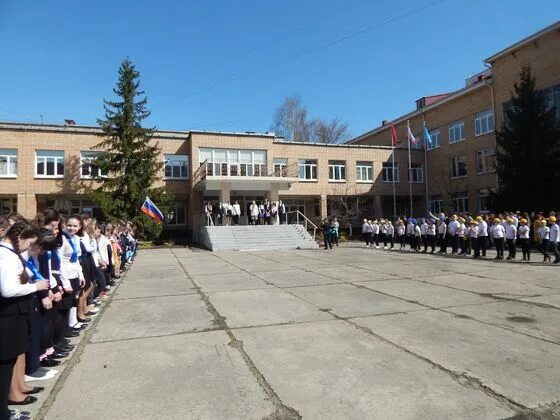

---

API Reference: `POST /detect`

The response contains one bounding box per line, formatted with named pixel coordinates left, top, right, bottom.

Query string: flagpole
left=423, top=119, right=429, bottom=217
left=392, top=136, right=397, bottom=219
left=407, top=120, right=413, bottom=216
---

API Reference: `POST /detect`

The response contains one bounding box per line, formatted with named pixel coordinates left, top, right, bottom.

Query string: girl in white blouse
left=517, top=218, right=531, bottom=261
left=537, top=219, right=551, bottom=263
left=0, top=221, right=49, bottom=412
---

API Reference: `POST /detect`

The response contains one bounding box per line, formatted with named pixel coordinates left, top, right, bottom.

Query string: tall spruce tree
left=494, top=66, right=560, bottom=211
left=92, top=58, right=169, bottom=239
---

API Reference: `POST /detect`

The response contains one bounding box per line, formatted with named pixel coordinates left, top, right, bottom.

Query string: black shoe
left=64, top=331, right=80, bottom=338
left=23, top=387, right=44, bottom=395
left=49, top=352, right=70, bottom=360
left=8, top=395, right=37, bottom=405
left=55, top=344, right=74, bottom=352
left=77, top=317, right=91, bottom=323
left=40, top=359, right=60, bottom=368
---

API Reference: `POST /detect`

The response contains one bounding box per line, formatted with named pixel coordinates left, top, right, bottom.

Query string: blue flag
left=423, top=124, right=432, bottom=147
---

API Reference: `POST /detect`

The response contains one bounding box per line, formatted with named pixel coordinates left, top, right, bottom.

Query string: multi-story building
left=1, top=21, right=559, bottom=236
left=350, top=20, right=560, bottom=215
left=0, top=121, right=424, bottom=234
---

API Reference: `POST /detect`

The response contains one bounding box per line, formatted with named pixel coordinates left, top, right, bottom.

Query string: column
left=16, top=193, right=37, bottom=219
left=374, top=195, right=382, bottom=219
left=320, top=194, right=327, bottom=220
left=219, top=182, right=231, bottom=203
left=269, top=184, right=280, bottom=202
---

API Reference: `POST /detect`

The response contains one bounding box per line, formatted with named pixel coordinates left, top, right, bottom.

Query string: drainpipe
left=484, top=62, right=499, bottom=195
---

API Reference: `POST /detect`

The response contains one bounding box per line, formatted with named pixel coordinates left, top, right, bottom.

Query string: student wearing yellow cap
left=492, top=218, right=506, bottom=260
left=548, top=216, right=560, bottom=264
left=518, top=219, right=531, bottom=261
left=537, top=219, right=551, bottom=263
left=505, top=218, right=518, bottom=260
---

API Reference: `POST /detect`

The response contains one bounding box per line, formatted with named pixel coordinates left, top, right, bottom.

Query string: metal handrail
left=286, top=210, right=318, bottom=241
left=195, top=159, right=299, bottom=179
left=205, top=206, right=216, bottom=245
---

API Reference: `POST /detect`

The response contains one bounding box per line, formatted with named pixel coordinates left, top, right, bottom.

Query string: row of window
left=425, top=109, right=495, bottom=150
left=297, top=160, right=424, bottom=183
left=450, top=148, right=496, bottom=178
left=0, top=149, right=190, bottom=180
left=428, top=191, right=489, bottom=214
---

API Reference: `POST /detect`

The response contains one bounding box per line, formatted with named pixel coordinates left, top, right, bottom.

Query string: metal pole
left=407, top=120, right=413, bottom=216
left=392, top=133, right=397, bottom=220
left=423, top=120, right=429, bottom=217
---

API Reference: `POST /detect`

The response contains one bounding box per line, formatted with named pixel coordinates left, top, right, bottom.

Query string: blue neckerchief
left=63, top=232, right=78, bottom=263
left=27, top=257, right=45, bottom=283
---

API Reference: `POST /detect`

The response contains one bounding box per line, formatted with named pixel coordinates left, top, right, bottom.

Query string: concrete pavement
left=37, top=245, right=560, bottom=419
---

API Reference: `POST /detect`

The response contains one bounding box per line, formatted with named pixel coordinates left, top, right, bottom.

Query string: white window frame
left=448, top=120, right=465, bottom=144
left=477, top=190, right=490, bottom=213
left=476, top=148, right=496, bottom=174
left=167, top=202, right=187, bottom=226
left=273, top=158, right=287, bottom=177
left=80, top=151, right=106, bottom=179
left=0, top=149, right=17, bottom=178
left=328, top=160, right=346, bottom=182
left=356, top=161, right=373, bottom=183
left=408, top=163, right=424, bottom=183
left=429, top=197, right=443, bottom=215
left=382, top=162, right=399, bottom=183
left=164, top=154, right=189, bottom=179
left=452, top=195, right=469, bottom=213
left=298, top=159, right=317, bottom=181
left=35, top=150, right=64, bottom=178
left=427, top=129, right=440, bottom=150
left=450, top=155, right=467, bottom=178
left=474, top=109, right=495, bottom=136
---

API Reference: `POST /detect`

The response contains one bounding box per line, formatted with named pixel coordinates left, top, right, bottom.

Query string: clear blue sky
left=0, top=0, right=558, bottom=137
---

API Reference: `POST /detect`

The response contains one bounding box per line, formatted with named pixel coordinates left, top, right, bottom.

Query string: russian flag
left=141, top=196, right=164, bottom=223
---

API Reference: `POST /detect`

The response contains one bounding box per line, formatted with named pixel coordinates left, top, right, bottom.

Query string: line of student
left=0, top=210, right=136, bottom=420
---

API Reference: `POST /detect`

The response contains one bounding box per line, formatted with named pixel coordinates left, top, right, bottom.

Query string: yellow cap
left=520, top=218, right=528, bottom=224
left=476, top=216, right=482, bottom=221
left=471, top=220, right=478, bottom=225
left=549, top=216, right=557, bottom=223
left=507, top=218, right=513, bottom=223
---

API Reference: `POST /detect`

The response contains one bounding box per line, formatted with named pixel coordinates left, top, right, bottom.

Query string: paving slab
left=356, top=278, right=498, bottom=308
left=353, top=310, right=560, bottom=408
left=207, top=288, right=333, bottom=328
left=286, top=283, right=425, bottom=317
left=519, top=293, right=560, bottom=309
left=114, top=275, right=197, bottom=299
left=190, top=272, right=272, bottom=292
left=445, top=300, right=560, bottom=343
left=310, top=266, right=398, bottom=282
left=46, top=331, right=274, bottom=420
left=91, top=294, right=216, bottom=342
left=252, top=269, right=343, bottom=287
left=235, top=321, right=513, bottom=420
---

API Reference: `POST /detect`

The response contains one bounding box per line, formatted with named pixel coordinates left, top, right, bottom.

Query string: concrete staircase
left=198, top=224, right=319, bottom=251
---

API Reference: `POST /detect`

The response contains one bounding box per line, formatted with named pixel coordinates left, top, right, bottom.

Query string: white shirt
left=506, top=224, right=517, bottom=240
left=470, top=225, right=479, bottom=239
left=0, top=242, right=38, bottom=298
left=250, top=204, right=259, bottom=217
left=98, top=235, right=110, bottom=265
left=414, top=225, right=421, bottom=237
left=427, top=224, right=436, bottom=235
left=420, top=223, right=427, bottom=235
left=550, top=224, right=560, bottom=243
left=397, top=225, right=405, bottom=235
left=232, top=204, right=241, bottom=216
left=386, top=225, right=394, bottom=235
left=372, top=224, right=379, bottom=234
left=538, top=226, right=550, bottom=241
left=58, top=234, right=85, bottom=288
left=492, top=224, right=505, bottom=239
left=478, top=220, right=488, bottom=237
left=448, top=220, right=460, bottom=235
left=406, top=223, right=414, bottom=235
left=518, top=225, right=530, bottom=239
left=437, top=222, right=447, bottom=235
left=458, top=223, right=465, bottom=237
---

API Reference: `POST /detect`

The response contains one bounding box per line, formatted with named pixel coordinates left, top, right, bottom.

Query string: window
left=382, top=162, right=399, bottom=182
left=448, top=120, right=465, bottom=143
left=429, top=196, right=443, bottom=214
left=450, top=155, right=467, bottom=178
left=80, top=152, right=106, bottom=178
left=476, top=149, right=496, bottom=174
left=164, top=155, right=189, bottom=179
left=478, top=190, right=489, bottom=213
left=410, top=133, right=423, bottom=150
left=299, top=159, right=317, bottom=181
left=427, top=129, right=440, bottom=150
left=328, top=160, right=346, bottom=182
left=474, top=109, right=494, bottom=136
left=168, top=202, right=187, bottom=226
left=200, top=148, right=266, bottom=177
left=0, top=197, right=17, bottom=216
left=356, top=161, right=373, bottom=182
left=452, top=195, right=469, bottom=213
left=408, top=163, right=423, bottom=183
left=36, top=150, right=64, bottom=177
left=0, top=149, right=17, bottom=177
left=273, top=158, right=287, bottom=177
left=542, top=84, right=560, bottom=122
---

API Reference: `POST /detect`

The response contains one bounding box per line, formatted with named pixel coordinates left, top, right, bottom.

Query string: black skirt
left=0, top=314, right=29, bottom=360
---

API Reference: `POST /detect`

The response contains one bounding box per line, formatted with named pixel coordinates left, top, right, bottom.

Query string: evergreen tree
left=494, top=66, right=560, bottom=211
left=92, top=58, right=169, bottom=239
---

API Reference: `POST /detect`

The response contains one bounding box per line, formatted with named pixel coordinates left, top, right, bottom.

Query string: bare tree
left=271, top=95, right=311, bottom=142
left=310, top=117, right=351, bottom=144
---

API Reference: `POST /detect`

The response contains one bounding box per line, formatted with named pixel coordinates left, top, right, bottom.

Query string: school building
left=1, top=20, right=559, bottom=235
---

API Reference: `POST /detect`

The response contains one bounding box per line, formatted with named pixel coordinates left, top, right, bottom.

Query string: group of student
left=321, top=217, right=340, bottom=250
left=0, top=210, right=137, bottom=420
left=361, top=211, right=560, bottom=263
left=204, top=200, right=288, bottom=226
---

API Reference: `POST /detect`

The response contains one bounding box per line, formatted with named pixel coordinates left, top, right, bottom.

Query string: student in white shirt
left=517, top=218, right=531, bottom=261
left=232, top=201, right=241, bottom=226
left=413, top=221, right=422, bottom=252
left=437, top=219, right=448, bottom=254
left=371, top=220, right=380, bottom=249
left=397, top=221, right=406, bottom=249
left=537, top=219, right=551, bottom=263
left=476, top=216, right=489, bottom=257
left=0, top=222, right=49, bottom=412
left=420, top=218, right=428, bottom=253
left=505, top=218, right=518, bottom=260
left=386, top=221, right=395, bottom=249
left=427, top=219, right=437, bottom=253
left=548, top=216, right=560, bottom=264
left=362, top=219, right=372, bottom=248
left=457, top=218, right=466, bottom=255
left=379, top=220, right=388, bottom=249
left=470, top=220, right=480, bottom=258
left=492, top=218, right=506, bottom=260
left=448, top=215, right=460, bottom=254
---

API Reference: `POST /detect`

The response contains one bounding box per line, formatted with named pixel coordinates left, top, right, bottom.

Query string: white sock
left=68, top=307, right=78, bottom=327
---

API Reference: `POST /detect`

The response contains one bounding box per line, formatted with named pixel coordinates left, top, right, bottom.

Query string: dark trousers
left=380, top=233, right=387, bottom=247
left=494, top=237, right=505, bottom=258
left=332, top=233, right=339, bottom=247
left=519, top=238, right=531, bottom=260
left=451, top=234, right=459, bottom=253
left=472, top=237, right=480, bottom=257
left=459, top=237, right=466, bottom=254
left=387, top=234, right=394, bottom=248
left=507, top=238, right=516, bottom=259
left=323, top=232, right=332, bottom=249
left=549, top=241, right=560, bottom=263
left=421, top=235, right=427, bottom=251
left=54, top=306, right=68, bottom=347
left=538, top=239, right=550, bottom=260
left=364, top=232, right=371, bottom=246
left=427, top=235, right=436, bottom=252
left=399, top=234, right=405, bottom=248
left=478, top=236, right=488, bottom=257
left=438, top=234, right=447, bottom=253
left=40, top=306, right=56, bottom=353
left=25, top=298, right=43, bottom=375
left=373, top=234, right=379, bottom=246
left=279, top=213, right=286, bottom=224
left=0, top=358, right=16, bottom=420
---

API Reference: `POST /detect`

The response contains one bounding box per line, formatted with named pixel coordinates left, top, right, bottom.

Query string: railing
left=192, top=159, right=208, bottom=188
left=286, top=210, right=318, bottom=241
left=194, top=159, right=299, bottom=186
left=205, top=208, right=216, bottom=245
